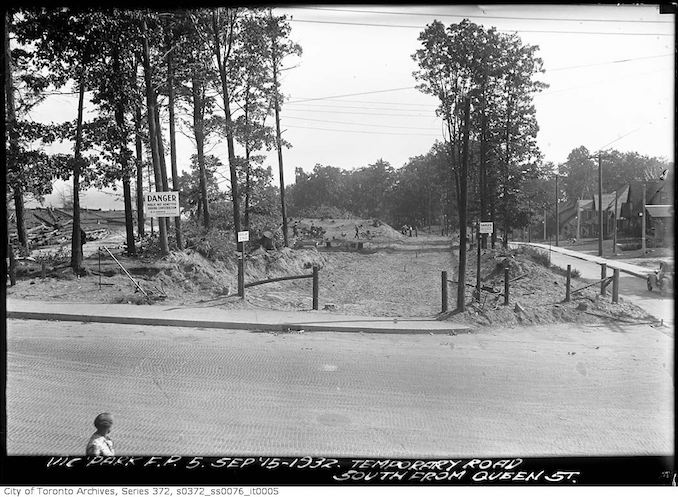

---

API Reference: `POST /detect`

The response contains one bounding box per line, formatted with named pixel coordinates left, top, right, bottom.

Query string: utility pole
left=613, top=188, right=618, bottom=254
left=527, top=199, right=531, bottom=243
left=597, top=153, right=603, bottom=257
left=555, top=173, right=559, bottom=246
left=543, top=207, right=547, bottom=241
left=476, top=221, right=481, bottom=302
left=576, top=200, right=581, bottom=241
left=641, top=182, right=646, bottom=253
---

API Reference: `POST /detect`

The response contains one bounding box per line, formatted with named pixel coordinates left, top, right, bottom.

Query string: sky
left=21, top=4, right=675, bottom=209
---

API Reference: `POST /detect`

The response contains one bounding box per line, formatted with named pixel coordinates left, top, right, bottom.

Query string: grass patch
left=515, top=245, right=580, bottom=278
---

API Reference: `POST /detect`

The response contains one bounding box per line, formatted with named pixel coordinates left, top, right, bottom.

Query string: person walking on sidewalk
left=86, top=412, right=115, bottom=456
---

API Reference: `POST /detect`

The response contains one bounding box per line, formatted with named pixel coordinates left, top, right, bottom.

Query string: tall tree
left=4, top=11, right=26, bottom=252
left=192, top=8, right=243, bottom=242
left=230, top=12, right=276, bottom=230
left=413, top=20, right=475, bottom=311
left=14, top=8, right=111, bottom=272
left=165, top=18, right=182, bottom=248
left=266, top=10, right=302, bottom=246
left=87, top=10, right=142, bottom=256
left=140, top=13, right=169, bottom=254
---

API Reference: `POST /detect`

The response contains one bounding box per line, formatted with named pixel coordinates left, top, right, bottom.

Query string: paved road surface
left=7, top=319, right=673, bottom=457
left=543, top=251, right=674, bottom=325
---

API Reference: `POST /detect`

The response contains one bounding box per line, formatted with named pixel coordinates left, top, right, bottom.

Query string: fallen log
left=33, top=213, right=61, bottom=229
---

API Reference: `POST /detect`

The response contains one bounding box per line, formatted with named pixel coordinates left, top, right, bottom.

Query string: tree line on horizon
left=287, top=145, right=671, bottom=231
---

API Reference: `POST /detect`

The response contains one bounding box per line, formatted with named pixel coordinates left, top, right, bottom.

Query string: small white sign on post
left=237, top=231, right=250, bottom=243
left=145, top=191, right=180, bottom=218
left=479, top=222, right=494, bottom=234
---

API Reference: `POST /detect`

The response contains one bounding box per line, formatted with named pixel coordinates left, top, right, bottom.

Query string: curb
left=6, top=310, right=471, bottom=335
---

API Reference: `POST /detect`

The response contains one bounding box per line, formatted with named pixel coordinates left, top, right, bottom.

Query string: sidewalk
left=511, top=242, right=653, bottom=278
left=6, top=299, right=471, bottom=335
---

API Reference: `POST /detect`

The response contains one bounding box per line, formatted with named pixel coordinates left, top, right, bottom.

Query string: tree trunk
left=457, top=96, right=471, bottom=312
left=503, top=97, right=512, bottom=249
left=117, top=117, right=136, bottom=256
left=141, top=19, right=168, bottom=255
left=243, top=82, right=251, bottom=229
left=112, top=45, right=136, bottom=256
left=191, top=74, right=210, bottom=229
left=212, top=11, right=240, bottom=242
left=167, top=37, right=182, bottom=249
left=147, top=156, right=154, bottom=235
left=70, top=69, right=86, bottom=273
left=12, top=190, right=26, bottom=254
left=153, top=104, right=171, bottom=235
left=479, top=98, right=488, bottom=249
left=4, top=14, right=27, bottom=253
left=134, top=103, right=145, bottom=238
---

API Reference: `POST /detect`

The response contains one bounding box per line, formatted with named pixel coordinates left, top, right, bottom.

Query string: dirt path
left=247, top=234, right=457, bottom=316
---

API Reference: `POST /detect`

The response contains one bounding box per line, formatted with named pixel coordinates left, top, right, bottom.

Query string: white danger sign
left=145, top=191, right=180, bottom=217
left=237, top=231, right=250, bottom=242
left=479, top=222, right=494, bottom=234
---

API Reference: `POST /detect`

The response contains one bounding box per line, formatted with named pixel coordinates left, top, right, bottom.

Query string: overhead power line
left=288, top=86, right=416, bottom=104
left=597, top=116, right=670, bottom=150
left=548, top=53, right=674, bottom=71
left=281, top=107, right=434, bottom=118
left=286, top=101, right=435, bottom=110
left=285, top=123, right=441, bottom=137
left=292, top=6, right=674, bottom=24
left=287, top=98, right=435, bottom=108
left=283, top=115, right=440, bottom=130
left=289, top=17, right=674, bottom=36
left=287, top=57, right=674, bottom=109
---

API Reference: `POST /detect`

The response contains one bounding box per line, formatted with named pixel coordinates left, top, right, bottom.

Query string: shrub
left=519, top=246, right=551, bottom=268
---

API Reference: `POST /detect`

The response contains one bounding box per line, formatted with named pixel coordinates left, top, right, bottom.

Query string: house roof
left=645, top=204, right=674, bottom=218
left=592, top=185, right=630, bottom=215
left=577, top=199, right=593, bottom=210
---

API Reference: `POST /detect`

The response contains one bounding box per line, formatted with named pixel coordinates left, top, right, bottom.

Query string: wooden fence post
left=441, top=270, right=448, bottom=312
left=312, top=266, right=319, bottom=310
left=600, top=263, right=607, bottom=296
left=612, top=268, right=619, bottom=304
left=504, top=266, right=509, bottom=305
left=8, top=245, right=16, bottom=286
left=238, top=249, right=245, bottom=299
left=565, top=264, right=571, bottom=302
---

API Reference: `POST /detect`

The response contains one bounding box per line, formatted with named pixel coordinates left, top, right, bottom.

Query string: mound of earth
left=293, top=217, right=404, bottom=242
left=7, top=246, right=327, bottom=307
left=439, top=247, right=655, bottom=327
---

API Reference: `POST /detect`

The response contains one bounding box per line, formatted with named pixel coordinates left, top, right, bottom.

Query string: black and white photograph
left=3, top=2, right=675, bottom=487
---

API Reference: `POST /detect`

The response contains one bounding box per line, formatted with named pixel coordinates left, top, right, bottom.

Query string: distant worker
left=408, top=226, right=412, bottom=237
left=86, top=412, right=114, bottom=456
left=354, top=225, right=359, bottom=239
left=292, top=222, right=299, bottom=237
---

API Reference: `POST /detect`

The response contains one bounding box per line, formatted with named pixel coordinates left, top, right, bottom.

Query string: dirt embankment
left=7, top=218, right=656, bottom=328
left=440, top=246, right=655, bottom=327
